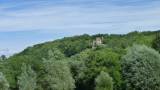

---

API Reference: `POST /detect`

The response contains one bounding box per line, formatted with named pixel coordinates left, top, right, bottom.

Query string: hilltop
left=0, top=30, right=160, bottom=90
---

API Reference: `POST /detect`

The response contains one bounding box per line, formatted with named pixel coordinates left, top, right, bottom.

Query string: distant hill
left=14, top=30, right=159, bottom=57
left=0, top=30, right=159, bottom=90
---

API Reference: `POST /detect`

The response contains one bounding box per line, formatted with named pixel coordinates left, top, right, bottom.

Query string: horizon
left=0, top=30, right=159, bottom=56
left=0, top=0, right=160, bottom=55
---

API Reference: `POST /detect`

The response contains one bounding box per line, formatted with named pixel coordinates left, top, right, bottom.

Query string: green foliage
left=71, top=48, right=122, bottom=90
left=152, top=33, right=160, bottom=53
left=95, top=71, right=113, bottom=90
left=0, top=72, right=9, bottom=90
left=0, top=30, right=159, bottom=90
left=58, top=34, right=92, bottom=57
left=2, top=55, right=34, bottom=89
left=47, top=48, right=65, bottom=60
left=122, top=45, right=160, bottom=90
left=40, top=49, right=75, bottom=90
left=69, top=49, right=90, bottom=79
left=18, top=64, right=37, bottom=90
left=0, top=55, right=6, bottom=61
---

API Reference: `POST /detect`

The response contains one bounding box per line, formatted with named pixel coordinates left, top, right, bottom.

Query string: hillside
left=16, top=30, right=158, bottom=57
left=0, top=30, right=160, bottom=90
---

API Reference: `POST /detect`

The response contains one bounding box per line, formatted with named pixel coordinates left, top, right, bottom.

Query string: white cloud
left=0, top=0, right=160, bottom=33
left=0, top=0, right=160, bottom=55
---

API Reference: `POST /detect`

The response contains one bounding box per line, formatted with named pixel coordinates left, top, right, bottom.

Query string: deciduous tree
left=122, top=45, right=160, bottom=90
left=41, top=49, right=75, bottom=90
left=95, top=71, right=113, bottom=90
left=18, top=64, right=37, bottom=90
left=0, top=72, right=9, bottom=90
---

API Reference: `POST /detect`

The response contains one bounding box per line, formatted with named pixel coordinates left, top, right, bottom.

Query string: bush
left=122, top=45, right=160, bottom=90
left=95, top=71, right=113, bottom=90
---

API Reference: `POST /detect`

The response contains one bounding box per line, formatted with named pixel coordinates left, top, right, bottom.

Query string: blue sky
left=0, top=0, right=160, bottom=55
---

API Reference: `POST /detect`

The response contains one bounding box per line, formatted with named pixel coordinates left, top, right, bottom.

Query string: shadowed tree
left=0, top=55, right=6, bottom=61
left=152, top=33, right=160, bottom=53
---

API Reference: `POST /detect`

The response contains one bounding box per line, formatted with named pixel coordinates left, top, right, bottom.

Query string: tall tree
left=18, top=64, right=37, bottom=90
left=122, top=45, right=160, bottom=90
left=41, top=49, right=75, bottom=90
left=0, top=72, right=9, bottom=90
left=0, top=55, right=6, bottom=61
left=95, top=71, right=113, bottom=90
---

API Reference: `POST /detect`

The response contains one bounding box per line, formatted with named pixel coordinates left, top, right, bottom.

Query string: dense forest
left=0, top=30, right=160, bottom=90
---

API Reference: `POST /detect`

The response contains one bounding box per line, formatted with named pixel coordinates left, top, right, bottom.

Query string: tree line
left=0, top=30, right=160, bottom=90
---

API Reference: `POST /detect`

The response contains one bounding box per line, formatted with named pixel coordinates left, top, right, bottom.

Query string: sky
left=0, top=0, right=160, bottom=56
